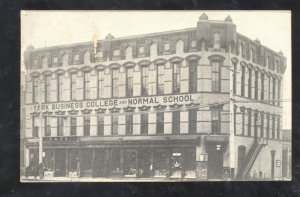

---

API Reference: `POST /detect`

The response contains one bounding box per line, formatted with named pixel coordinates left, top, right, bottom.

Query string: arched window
left=125, top=46, right=133, bottom=60
left=213, top=32, right=221, bottom=49
left=63, top=54, right=69, bottom=66
left=150, top=43, right=157, bottom=58
left=84, top=51, right=90, bottom=64
left=175, top=40, right=184, bottom=54
left=42, top=56, right=48, bottom=68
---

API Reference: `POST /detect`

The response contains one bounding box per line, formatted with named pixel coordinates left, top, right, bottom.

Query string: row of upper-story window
left=30, top=58, right=224, bottom=103
left=27, top=34, right=285, bottom=74
left=30, top=105, right=223, bottom=138
left=234, top=106, right=282, bottom=140
left=232, top=61, right=282, bottom=107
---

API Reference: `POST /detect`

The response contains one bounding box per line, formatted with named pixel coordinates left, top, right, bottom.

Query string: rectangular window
left=212, top=62, right=220, bottom=92
left=261, top=73, right=265, bottom=100
left=97, top=71, right=104, bottom=98
left=260, top=113, right=264, bottom=137
left=33, top=76, right=39, bottom=103
left=266, top=114, right=270, bottom=139
left=157, top=64, right=164, bottom=95
left=172, top=111, right=180, bottom=134
left=189, top=60, right=197, bottom=93
left=97, top=113, right=104, bottom=136
left=84, top=115, right=90, bottom=136
left=126, top=114, right=133, bottom=135
left=70, top=117, right=77, bottom=136
left=272, top=115, right=275, bottom=139
left=84, top=72, right=90, bottom=99
left=255, top=71, right=258, bottom=100
left=272, top=77, right=277, bottom=105
left=277, top=116, right=281, bottom=139
left=189, top=108, right=197, bottom=133
left=32, top=116, right=39, bottom=137
left=111, top=113, right=118, bottom=135
left=44, top=116, right=51, bottom=136
left=241, top=66, right=245, bottom=97
left=57, top=75, right=63, bottom=101
left=156, top=112, right=164, bottom=134
left=45, top=75, right=51, bottom=102
left=211, top=107, right=221, bottom=134
left=112, top=69, right=119, bottom=98
left=248, top=69, right=252, bottom=98
left=141, top=66, right=149, bottom=96
left=248, top=109, right=252, bottom=137
left=126, top=68, right=133, bottom=97
left=70, top=73, right=77, bottom=100
left=173, top=63, right=180, bottom=94
left=57, top=117, right=64, bottom=136
left=277, top=80, right=281, bottom=106
left=141, top=113, right=148, bottom=135
left=242, top=108, right=245, bottom=135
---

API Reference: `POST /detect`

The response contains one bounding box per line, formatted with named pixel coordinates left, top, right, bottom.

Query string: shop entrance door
left=94, top=149, right=109, bottom=177
left=207, top=144, right=223, bottom=179
left=138, top=149, right=151, bottom=178
left=54, top=149, right=66, bottom=177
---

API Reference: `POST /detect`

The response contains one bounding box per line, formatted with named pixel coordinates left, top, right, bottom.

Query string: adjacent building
left=22, top=14, right=289, bottom=180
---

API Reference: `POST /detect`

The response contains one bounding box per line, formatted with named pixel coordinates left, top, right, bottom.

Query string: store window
left=189, top=60, right=197, bottom=93
left=97, top=70, right=104, bottom=98
left=57, top=117, right=64, bottom=136
left=153, top=150, right=168, bottom=177
left=172, top=111, right=180, bottom=134
left=141, top=113, right=148, bottom=135
left=211, top=107, right=221, bottom=134
left=70, top=73, right=77, bottom=100
left=70, top=117, right=77, bottom=136
left=111, top=112, right=118, bottom=135
left=124, top=151, right=138, bottom=177
left=57, top=74, right=64, bottom=101
left=212, top=61, right=221, bottom=92
left=189, top=108, right=197, bottom=133
left=126, top=67, right=133, bottom=97
left=173, top=62, right=180, bottom=94
left=44, top=75, right=51, bottom=102
left=97, top=113, right=104, bottom=136
left=156, top=112, right=164, bottom=134
left=157, top=64, right=164, bottom=95
left=141, top=66, right=149, bottom=96
left=83, top=72, right=90, bottom=99
left=84, top=115, right=90, bottom=136
left=32, top=76, right=39, bottom=103
left=112, top=69, right=119, bottom=98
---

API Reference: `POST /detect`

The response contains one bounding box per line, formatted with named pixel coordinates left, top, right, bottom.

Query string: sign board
left=276, top=160, right=281, bottom=167
left=32, top=94, right=200, bottom=113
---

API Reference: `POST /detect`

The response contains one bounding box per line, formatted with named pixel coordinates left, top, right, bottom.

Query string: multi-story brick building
left=22, top=14, right=289, bottom=180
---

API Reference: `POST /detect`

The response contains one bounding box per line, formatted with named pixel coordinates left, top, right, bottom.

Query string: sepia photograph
left=20, top=11, right=291, bottom=182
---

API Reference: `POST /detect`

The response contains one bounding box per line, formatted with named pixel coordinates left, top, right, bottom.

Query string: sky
left=21, top=11, right=291, bottom=129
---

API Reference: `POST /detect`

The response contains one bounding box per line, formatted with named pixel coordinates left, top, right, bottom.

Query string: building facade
left=22, top=14, right=289, bottom=180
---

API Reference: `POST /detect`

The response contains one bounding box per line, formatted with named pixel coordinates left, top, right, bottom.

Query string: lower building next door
left=207, top=144, right=223, bottom=179
left=54, top=149, right=66, bottom=177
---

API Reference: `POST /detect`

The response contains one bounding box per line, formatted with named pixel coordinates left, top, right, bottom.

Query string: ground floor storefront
left=24, top=136, right=231, bottom=181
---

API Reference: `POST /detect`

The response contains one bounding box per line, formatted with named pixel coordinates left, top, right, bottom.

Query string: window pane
left=172, top=111, right=180, bottom=134
left=126, top=68, right=133, bottom=97
left=112, top=69, right=119, bottom=97
left=126, top=114, right=133, bottom=135
left=70, top=118, right=77, bottom=136
left=157, top=65, right=164, bottom=95
left=84, top=72, right=90, bottom=99
left=157, top=112, right=164, bottom=134
left=141, top=113, right=148, bottom=135
left=141, top=66, right=148, bottom=96
left=97, top=113, right=104, bottom=136
left=112, top=113, right=118, bottom=135
left=173, top=63, right=180, bottom=94
left=84, top=116, right=90, bottom=136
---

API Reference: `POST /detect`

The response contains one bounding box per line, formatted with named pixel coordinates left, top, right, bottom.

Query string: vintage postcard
left=20, top=11, right=291, bottom=182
